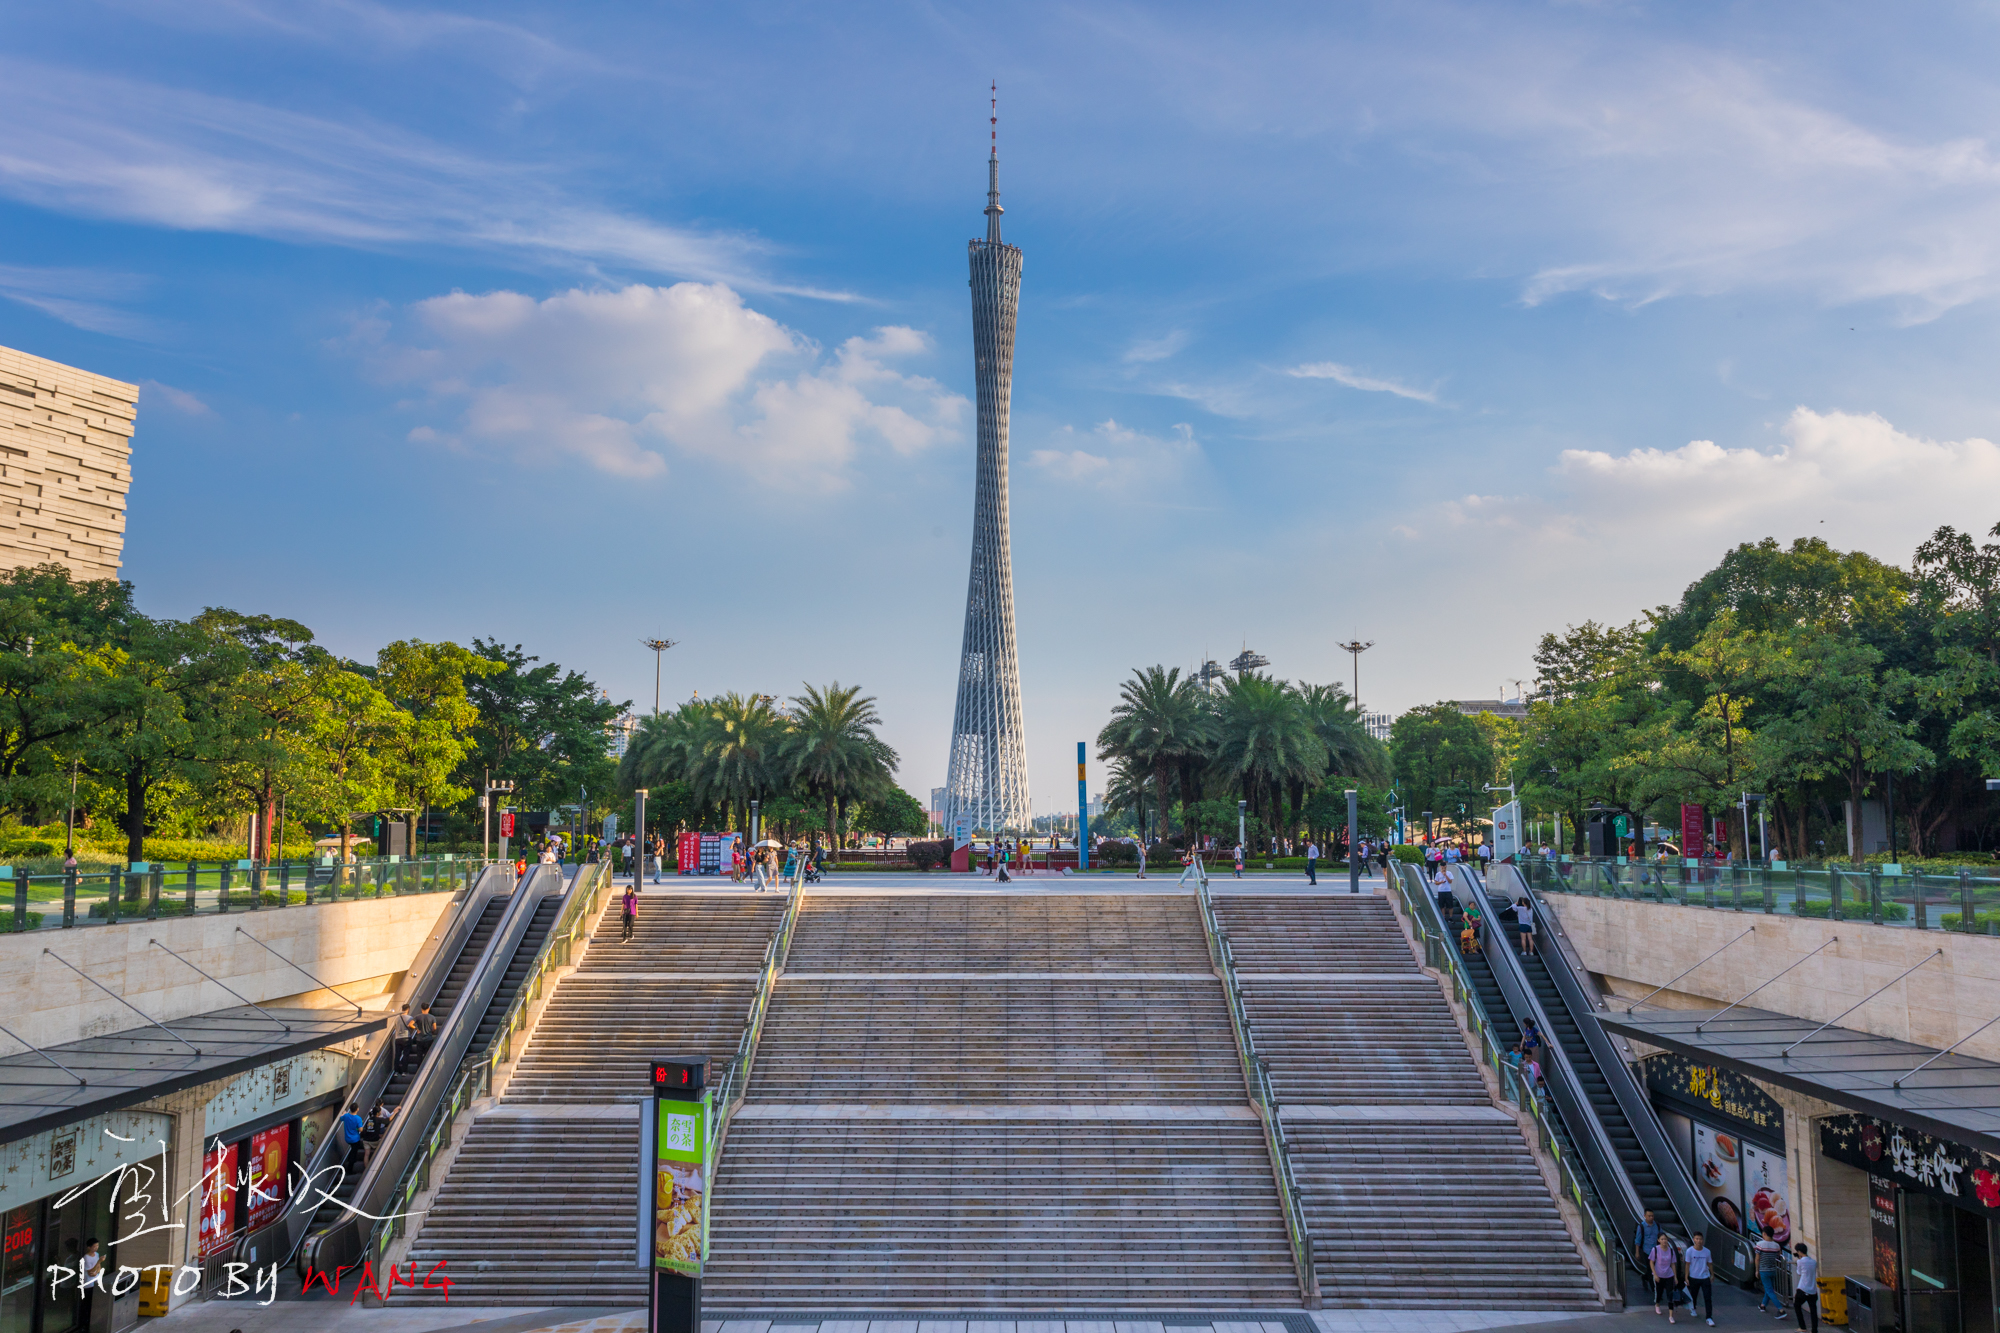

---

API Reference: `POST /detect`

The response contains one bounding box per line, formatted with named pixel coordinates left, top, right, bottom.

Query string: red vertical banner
left=199, top=1141, right=241, bottom=1257
left=246, top=1125, right=289, bottom=1229
left=677, top=832, right=700, bottom=876
left=1680, top=804, right=1707, bottom=859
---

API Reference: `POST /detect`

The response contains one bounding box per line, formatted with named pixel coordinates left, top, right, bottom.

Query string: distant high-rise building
left=606, top=712, right=640, bottom=759
left=0, top=345, right=137, bottom=579
left=942, top=108, right=1031, bottom=837
left=1364, top=712, right=1395, bottom=743
left=1456, top=699, right=1528, bottom=721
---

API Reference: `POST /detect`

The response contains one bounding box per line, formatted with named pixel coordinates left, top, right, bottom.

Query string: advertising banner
left=1693, top=1121, right=1747, bottom=1233
left=1822, top=1113, right=2000, bottom=1216
left=246, top=1125, right=289, bottom=1230
left=953, top=813, right=973, bottom=850
left=1742, top=1142, right=1791, bottom=1243
left=1680, top=804, right=1707, bottom=859
left=653, top=1093, right=709, bottom=1276
left=198, top=1140, right=240, bottom=1258
left=1490, top=802, right=1521, bottom=861
left=1871, top=1173, right=1901, bottom=1295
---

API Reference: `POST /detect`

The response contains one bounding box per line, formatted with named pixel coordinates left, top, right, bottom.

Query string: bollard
left=9, top=867, right=23, bottom=933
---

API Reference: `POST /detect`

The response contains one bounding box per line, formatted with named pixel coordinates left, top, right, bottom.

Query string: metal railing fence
left=1193, top=858, right=1321, bottom=1308
left=1520, top=854, right=2000, bottom=933
left=5, top=855, right=494, bottom=933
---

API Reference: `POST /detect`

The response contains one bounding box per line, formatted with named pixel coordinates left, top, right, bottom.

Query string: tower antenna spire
left=985, top=80, right=1003, bottom=243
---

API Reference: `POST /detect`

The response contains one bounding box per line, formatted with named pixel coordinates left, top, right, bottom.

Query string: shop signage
left=1821, top=1114, right=2000, bottom=1215
left=199, top=1140, right=241, bottom=1258
left=1643, top=1053, right=1784, bottom=1137
left=1681, top=804, right=1707, bottom=859
left=245, top=1125, right=289, bottom=1230
left=1870, top=1173, right=1900, bottom=1295
left=652, top=1063, right=709, bottom=1278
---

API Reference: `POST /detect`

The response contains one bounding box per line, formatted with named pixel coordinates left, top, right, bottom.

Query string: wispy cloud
left=0, top=58, right=839, bottom=297
left=1123, top=330, right=1190, bottom=363
left=141, top=381, right=212, bottom=415
left=0, top=264, right=154, bottom=337
left=1029, top=419, right=1200, bottom=490
left=1286, top=361, right=1439, bottom=403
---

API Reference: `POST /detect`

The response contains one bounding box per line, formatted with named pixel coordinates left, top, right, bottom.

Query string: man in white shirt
left=1304, top=841, right=1319, bottom=886
left=1793, top=1243, right=1819, bottom=1333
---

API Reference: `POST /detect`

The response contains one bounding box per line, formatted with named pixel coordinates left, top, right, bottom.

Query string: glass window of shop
left=0, top=1183, right=117, bottom=1333
left=1644, top=1053, right=1792, bottom=1242
left=1823, top=1113, right=2000, bottom=1333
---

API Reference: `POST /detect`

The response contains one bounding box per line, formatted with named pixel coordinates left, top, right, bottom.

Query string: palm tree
left=782, top=682, right=897, bottom=852
left=1210, top=675, right=1326, bottom=841
left=1298, top=681, right=1390, bottom=825
left=684, top=693, right=786, bottom=830
left=1097, top=666, right=1212, bottom=840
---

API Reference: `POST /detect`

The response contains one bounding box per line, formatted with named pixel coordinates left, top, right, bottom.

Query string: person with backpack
left=1651, top=1233, right=1681, bottom=1322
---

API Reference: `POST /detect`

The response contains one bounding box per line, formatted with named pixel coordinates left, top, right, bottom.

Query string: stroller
left=803, top=858, right=823, bottom=885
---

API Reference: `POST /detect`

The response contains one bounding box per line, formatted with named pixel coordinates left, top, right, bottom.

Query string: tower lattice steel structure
left=943, top=128, right=1031, bottom=836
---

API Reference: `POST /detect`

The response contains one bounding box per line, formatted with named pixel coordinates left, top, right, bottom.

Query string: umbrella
left=752, top=839, right=785, bottom=849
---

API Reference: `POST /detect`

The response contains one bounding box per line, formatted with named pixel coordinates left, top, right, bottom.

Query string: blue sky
left=5, top=1, right=2000, bottom=811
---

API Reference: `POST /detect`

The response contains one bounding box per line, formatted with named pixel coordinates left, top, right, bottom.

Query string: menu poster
left=1871, top=1174, right=1901, bottom=1292
left=246, top=1125, right=290, bottom=1230
left=1693, top=1121, right=1747, bottom=1234
left=1742, top=1143, right=1791, bottom=1244
left=653, top=1094, right=708, bottom=1277
left=198, top=1141, right=240, bottom=1258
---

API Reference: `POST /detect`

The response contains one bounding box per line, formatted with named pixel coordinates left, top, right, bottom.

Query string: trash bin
left=1844, top=1275, right=1888, bottom=1332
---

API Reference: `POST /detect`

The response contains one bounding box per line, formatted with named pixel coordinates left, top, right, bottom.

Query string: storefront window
left=1, top=1206, right=36, bottom=1333
left=1906, top=1191, right=1963, bottom=1333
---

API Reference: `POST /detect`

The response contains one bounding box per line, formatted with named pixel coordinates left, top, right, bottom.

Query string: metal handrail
left=1389, top=860, right=1625, bottom=1302
left=707, top=855, right=808, bottom=1173
left=1192, top=857, right=1321, bottom=1309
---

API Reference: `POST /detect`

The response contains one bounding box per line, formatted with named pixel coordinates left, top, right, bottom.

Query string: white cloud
left=0, top=58, right=836, bottom=295
left=0, top=264, right=154, bottom=338
left=365, top=282, right=965, bottom=483
left=1397, top=407, right=2000, bottom=583
left=1124, top=330, right=1190, bottom=363
left=1287, top=361, right=1440, bottom=403
left=1029, top=419, right=1200, bottom=489
left=141, top=381, right=212, bottom=416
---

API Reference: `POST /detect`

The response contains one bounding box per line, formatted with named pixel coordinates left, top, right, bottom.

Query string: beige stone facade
left=0, top=343, right=137, bottom=579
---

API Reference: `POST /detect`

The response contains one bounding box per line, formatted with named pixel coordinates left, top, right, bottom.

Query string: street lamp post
left=1237, top=800, right=1247, bottom=857
left=633, top=789, right=649, bottom=895
left=1346, top=789, right=1360, bottom=895
left=641, top=639, right=677, bottom=715
left=1336, top=638, right=1374, bottom=711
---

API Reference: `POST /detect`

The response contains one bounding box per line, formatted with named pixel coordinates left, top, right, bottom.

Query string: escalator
left=1460, top=862, right=1748, bottom=1281
left=377, top=896, right=509, bottom=1112
left=298, top=865, right=574, bottom=1276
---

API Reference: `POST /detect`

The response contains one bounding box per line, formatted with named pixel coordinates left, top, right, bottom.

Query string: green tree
left=1097, top=666, right=1212, bottom=839
left=461, top=640, right=625, bottom=816
left=782, top=682, right=896, bottom=848
left=375, top=640, right=500, bottom=856
left=1210, top=675, right=1325, bottom=841
left=1389, top=703, right=1493, bottom=838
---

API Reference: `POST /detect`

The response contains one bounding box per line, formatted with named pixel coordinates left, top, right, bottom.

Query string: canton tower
left=943, top=90, right=1031, bottom=836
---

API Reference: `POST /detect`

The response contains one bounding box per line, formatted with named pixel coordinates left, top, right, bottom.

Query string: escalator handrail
left=1451, top=863, right=1653, bottom=1260
left=1389, top=862, right=1623, bottom=1291
left=1496, top=862, right=1754, bottom=1281
left=232, top=864, right=511, bottom=1271
left=297, top=863, right=560, bottom=1273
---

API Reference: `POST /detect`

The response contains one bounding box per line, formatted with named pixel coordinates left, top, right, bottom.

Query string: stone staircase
left=397, top=892, right=780, bottom=1306
left=1213, top=894, right=1598, bottom=1310
left=705, top=891, right=1299, bottom=1310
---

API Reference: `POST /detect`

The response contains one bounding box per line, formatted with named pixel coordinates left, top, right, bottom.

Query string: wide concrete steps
left=1292, top=1121, right=1598, bottom=1309
left=784, top=894, right=1212, bottom=972
left=1239, top=978, right=1489, bottom=1106
left=1213, top=895, right=1418, bottom=973
left=580, top=893, right=785, bottom=973
left=502, top=975, right=758, bottom=1103
left=400, top=1117, right=645, bottom=1306
left=704, top=1117, right=1299, bottom=1308
left=750, top=977, right=1242, bottom=1103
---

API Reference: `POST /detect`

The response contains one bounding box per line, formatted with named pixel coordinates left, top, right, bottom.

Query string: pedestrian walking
left=1233, top=842, right=1244, bottom=879
left=78, top=1238, right=100, bottom=1327
left=996, top=840, right=1012, bottom=883
left=1305, top=840, right=1319, bottom=886
left=1633, top=1212, right=1662, bottom=1282
left=1177, top=847, right=1201, bottom=886
left=1516, top=895, right=1539, bottom=955
left=1652, top=1233, right=1680, bottom=1322
left=1685, top=1232, right=1715, bottom=1326
left=621, top=885, right=637, bottom=942
left=1792, top=1244, right=1818, bottom=1333
left=1754, top=1235, right=1786, bottom=1314
left=1135, top=840, right=1147, bottom=879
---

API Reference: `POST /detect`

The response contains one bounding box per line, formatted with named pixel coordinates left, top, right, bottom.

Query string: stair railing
left=1388, top=860, right=1625, bottom=1304
left=707, top=854, right=808, bottom=1174
left=360, top=859, right=610, bottom=1273
left=1192, top=858, right=1321, bottom=1309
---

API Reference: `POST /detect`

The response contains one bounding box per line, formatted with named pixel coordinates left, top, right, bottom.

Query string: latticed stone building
left=0, top=344, right=137, bottom=580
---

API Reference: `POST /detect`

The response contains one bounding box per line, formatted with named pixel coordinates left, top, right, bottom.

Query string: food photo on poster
left=1694, top=1122, right=1746, bottom=1233
left=1742, top=1142, right=1790, bottom=1243
left=654, top=1161, right=705, bottom=1272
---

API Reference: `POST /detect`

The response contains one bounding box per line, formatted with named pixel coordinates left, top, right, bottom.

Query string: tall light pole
left=641, top=639, right=677, bottom=715
left=1336, top=638, right=1374, bottom=710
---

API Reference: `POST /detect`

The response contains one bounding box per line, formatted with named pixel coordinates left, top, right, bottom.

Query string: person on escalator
left=1516, top=895, right=1539, bottom=955
left=339, top=1102, right=367, bottom=1169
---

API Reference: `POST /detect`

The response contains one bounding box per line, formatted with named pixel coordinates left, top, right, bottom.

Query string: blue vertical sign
left=1077, top=741, right=1090, bottom=870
